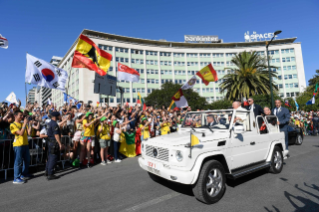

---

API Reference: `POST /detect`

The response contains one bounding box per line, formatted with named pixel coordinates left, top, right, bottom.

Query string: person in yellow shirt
left=160, top=117, right=171, bottom=135
left=139, top=117, right=150, bottom=141
left=98, top=116, right=111, bottom=165
left=10, top=110, right=32, bottom=184
left=80, top=112, right=97, bottom=168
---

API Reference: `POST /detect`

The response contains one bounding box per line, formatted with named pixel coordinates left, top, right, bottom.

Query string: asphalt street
left=0, top=136, right=318, bottom=212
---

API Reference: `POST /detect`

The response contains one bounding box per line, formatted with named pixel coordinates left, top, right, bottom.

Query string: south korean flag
left=25, top=53, right=68, bottom=91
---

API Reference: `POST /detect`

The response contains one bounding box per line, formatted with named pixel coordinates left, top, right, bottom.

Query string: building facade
left=52, top=29, right=306, bottom=107
left=27, top=87, right=36, bottom=104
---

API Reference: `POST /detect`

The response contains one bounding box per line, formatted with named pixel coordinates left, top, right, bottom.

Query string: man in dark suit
left=247, top=97, right=263, bottom=117
left=205, top=114, right=216, bottom=127
left=272, top=99, right=291, bottom=157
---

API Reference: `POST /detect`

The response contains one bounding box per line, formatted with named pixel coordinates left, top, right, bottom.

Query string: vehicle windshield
left=182, top=111, right=233, bottom=130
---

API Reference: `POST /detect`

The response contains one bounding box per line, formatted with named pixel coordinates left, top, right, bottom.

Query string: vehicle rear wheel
left=295, top=134, right=303, bottom=145
left=269, top=146, right=283, bottom=174
left=192, top=160, right=226, bottom=204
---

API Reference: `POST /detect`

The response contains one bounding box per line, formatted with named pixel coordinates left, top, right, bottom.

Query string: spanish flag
left=72, top=34, right=112, bottom=76
left=137, top=92, right=146, bottom=110
left=196, top=63, right=218, bottom=85
left=172, top=89, right=188, bottom=108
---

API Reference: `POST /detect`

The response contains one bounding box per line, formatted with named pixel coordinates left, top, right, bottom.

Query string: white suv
left=138, top=109, right=287, bottom=204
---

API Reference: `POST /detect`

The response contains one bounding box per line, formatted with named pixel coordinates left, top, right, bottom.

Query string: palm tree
left=220, top=51, right=278, bottom=101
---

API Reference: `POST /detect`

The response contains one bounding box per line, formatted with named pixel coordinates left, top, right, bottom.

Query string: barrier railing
left=0, top=136, right=72, bottom=181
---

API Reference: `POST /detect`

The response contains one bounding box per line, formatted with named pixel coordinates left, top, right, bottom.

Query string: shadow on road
left=151, top=176, right=194, bottom=196
left=226, top=169, right=268, bottom=188
left=264, top=181, right=319, bottom=212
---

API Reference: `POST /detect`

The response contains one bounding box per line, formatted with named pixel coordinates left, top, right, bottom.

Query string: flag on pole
left=25, top=54, right=68, bottom=91
left=172, top=89, right=188, bottom=108
left=63, top=93, right=81, bottom=108
left=0, top=34, right=8, bottom=49
left=168, top=100, right=179, bottom=111
left=243, top=97, right=249, bottom=107
left=117, top=63, right=140, bottom=82
left=313, top=83, right=318, bottom=96
left=48, top=98, right=52, bottom=105
left=196, top=64, right=218, bottom=86
left=72, top=34, right=112, bottom=76
left=181, top=75, right=197, bottom=90
left=285, top=100, right=291, bottom=108
left=294, top=99, right=299, bottom=111
left=5, top=92, right=18, bottom=104
left=97, top=102, right=100, bottom=107
left=191, top=133, right=200, bottom=147
left=137, top=92, right=146, bottom=110
left=306, top=95, right=315, bottom=105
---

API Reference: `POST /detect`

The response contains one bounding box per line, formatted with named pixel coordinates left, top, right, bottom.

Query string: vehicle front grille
left=146, top=145, right=169, bottom=162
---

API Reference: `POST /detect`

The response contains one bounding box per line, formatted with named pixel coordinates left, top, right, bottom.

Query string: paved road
left=0, top=136, right=319, bottom=212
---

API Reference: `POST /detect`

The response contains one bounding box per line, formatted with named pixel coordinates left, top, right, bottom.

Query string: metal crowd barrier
left=0, top=136, right=72, bottom=181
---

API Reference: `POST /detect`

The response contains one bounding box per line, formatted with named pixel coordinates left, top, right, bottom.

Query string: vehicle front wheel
left=192, top=160, right=226, bottom=204
left=269, top=146, right=283, bottom=174
left=295, top=134, right=303, bottom=145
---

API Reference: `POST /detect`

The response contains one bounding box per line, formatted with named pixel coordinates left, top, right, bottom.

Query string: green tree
left=144, top=82, right=208, bottom=110
left=220, top=51, right=278, bottom=101
left=308, top=69, right=319, bottom=87
left=207, top=99, right=232, bottom=110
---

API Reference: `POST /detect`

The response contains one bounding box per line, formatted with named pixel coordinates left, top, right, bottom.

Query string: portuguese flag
left=137, top=92, right=146, bottom=110
left=72, top=34, right=112, bottom=76
left=313, top=83, right=318, bottom=96
left=119, top=132, right=136, bottom=158
left=172, top=89, right=188, bottom=108
left=196, top=63, right=218, bottom=85
left=168, top=100, right=178, bottom=111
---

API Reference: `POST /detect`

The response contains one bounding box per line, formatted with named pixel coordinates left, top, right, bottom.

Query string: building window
left=268, top=50, right=279, bottom=55
left=173, top=53, right=184, bottom=57
left=200, top=53, right=211, bottom=58
left=160, top=52, right=171, bottom=57
left=213, top=53, right=224, bottom=58
left=226, top=53, right=236, bottom=57
left=187, top=53, right=198, bottom=58
left=131, top=49, right=143, bottom=55
left=146, top=51, right=157, bottom=56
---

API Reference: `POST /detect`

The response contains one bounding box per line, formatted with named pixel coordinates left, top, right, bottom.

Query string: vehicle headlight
left=142, top=143, right=145, bottom=152
left=175, top=150, right=183, bottom=162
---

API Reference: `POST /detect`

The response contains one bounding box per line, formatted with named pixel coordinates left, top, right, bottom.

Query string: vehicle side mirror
left=233, top=125, right=244, bottom=134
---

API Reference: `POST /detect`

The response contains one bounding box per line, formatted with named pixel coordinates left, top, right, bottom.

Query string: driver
left=205, top=114, right=216, bottom=127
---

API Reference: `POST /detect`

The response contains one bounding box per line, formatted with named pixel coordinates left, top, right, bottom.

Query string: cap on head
left=142, top=117, right=148, bottom=122
left=112, top=120, right=118, bottom=127
left=100, top=116, right=106, bottom=122
left=77, top=113, right=84, bottom=118
left=86, top=112, right=93, bottom=117
left=50, top=112, right=60, bottom=117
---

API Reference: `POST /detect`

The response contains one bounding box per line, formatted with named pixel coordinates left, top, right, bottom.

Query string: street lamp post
left=266, top=30, right=282, bottom=110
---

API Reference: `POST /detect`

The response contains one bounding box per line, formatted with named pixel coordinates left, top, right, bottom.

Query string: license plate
left=147, top=161, right=161, bottom=175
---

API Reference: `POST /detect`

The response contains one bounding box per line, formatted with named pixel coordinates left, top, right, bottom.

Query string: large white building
left=52, top=29, right=306, bottom=107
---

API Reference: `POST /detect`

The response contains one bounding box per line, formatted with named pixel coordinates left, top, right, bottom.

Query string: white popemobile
left=138, top=109, right=288, bottom=204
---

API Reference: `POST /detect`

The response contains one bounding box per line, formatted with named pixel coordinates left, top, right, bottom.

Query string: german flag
left=196, top=63, right=218, bottom=85
left=72, top=34, right=112, bottom=76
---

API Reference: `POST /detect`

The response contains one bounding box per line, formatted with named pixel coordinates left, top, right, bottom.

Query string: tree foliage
left=308, top=69, right=319, bottom=87
left=220, top=51, right=278, bottom=101
left=207, top=99, right=232, bottom=110
left=144, top=82, right=208, bottom=110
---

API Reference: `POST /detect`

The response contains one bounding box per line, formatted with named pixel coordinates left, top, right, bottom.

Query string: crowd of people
left=0, top=97, right=317, bottom=184
left=0, top=100, right=190, bottom=183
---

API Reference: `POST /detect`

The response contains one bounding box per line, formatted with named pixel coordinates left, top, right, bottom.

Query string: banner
left=181, top=75, right=197, bottom=90
left=6, top=92, right=18, bottom=104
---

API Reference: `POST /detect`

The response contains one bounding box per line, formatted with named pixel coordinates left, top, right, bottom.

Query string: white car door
left=254, top=115, right=272, bottom=161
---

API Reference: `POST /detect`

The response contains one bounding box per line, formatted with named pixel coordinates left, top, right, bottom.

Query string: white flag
left=181, top=75, right=197, bottom=90
left=48, top=98, right=52, bottom=105
left=0, top=34, right=8, bottom=49
left=6, top=92, right=18, bottom=104
left=25, top=54, right=68, bottom=91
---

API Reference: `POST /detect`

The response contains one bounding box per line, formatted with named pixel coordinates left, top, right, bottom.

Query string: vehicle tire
left=295, top=134, right=303, bottom=145
left=148, top=172, right=162, bottom=182
left=269, top=146, right=283, bottom=174
left=192, top=160, right=226, bottom=204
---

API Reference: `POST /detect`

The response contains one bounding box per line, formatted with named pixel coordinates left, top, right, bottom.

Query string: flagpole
left=25, top=52, right=28, bottom=103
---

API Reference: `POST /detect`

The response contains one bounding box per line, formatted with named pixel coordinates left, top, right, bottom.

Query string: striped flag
left=137, top=92, right=146, bottom=110
left=196, top=64, right=218, bottom=85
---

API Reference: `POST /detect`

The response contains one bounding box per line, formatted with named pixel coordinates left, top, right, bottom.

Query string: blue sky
left=0, top=0, right=318, bottom=105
